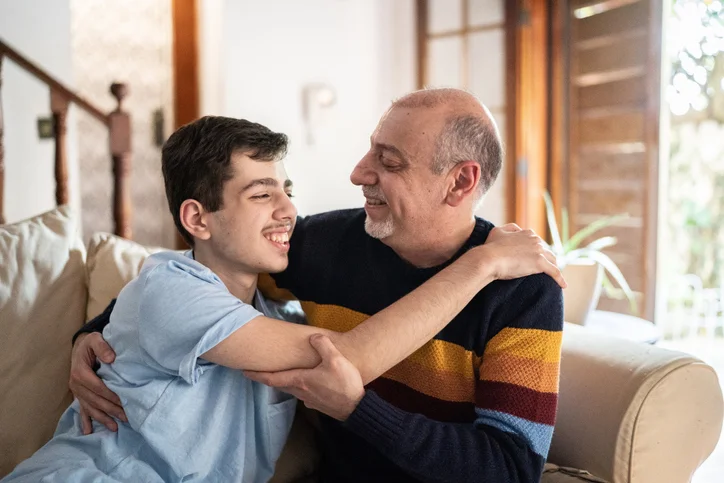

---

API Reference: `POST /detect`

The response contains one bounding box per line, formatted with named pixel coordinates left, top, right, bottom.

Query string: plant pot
left=562, top=261, right=603, bottom=325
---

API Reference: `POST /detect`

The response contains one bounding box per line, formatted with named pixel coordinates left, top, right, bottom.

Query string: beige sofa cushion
left=550, top=325, right=724, bottom=483
left=85, top=232, right=165, bottom=320
left=542, top=464, right=608, bottom=482
left=0, top=206, right=87, bottom=477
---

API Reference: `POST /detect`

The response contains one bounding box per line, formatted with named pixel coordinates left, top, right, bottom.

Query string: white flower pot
left=562, top=261, right=604, bottom=325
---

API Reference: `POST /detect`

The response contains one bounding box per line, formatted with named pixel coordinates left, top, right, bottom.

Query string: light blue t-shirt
left=3, top=251, right=299, bottom=483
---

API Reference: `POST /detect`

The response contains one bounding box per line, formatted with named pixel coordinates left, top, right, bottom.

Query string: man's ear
left=179, top=199, right=212, bottom=242
left=445, top=161, right=481, bottom=207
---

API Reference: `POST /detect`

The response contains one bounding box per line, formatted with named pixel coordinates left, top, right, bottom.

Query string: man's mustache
left=362, top=186, right=387, bottom=202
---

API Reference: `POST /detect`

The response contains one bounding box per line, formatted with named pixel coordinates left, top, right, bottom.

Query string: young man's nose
left=275, top=192, right=297, bottom=221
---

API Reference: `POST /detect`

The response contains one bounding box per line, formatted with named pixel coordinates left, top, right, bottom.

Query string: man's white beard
left=364, top=215, right=395, bottom=239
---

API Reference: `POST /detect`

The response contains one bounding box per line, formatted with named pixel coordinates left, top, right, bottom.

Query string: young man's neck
left=192, top=248, right=258, bottom=304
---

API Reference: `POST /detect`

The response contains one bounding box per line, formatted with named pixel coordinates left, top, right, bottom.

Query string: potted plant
left=543, top=192, right=638, bottom=325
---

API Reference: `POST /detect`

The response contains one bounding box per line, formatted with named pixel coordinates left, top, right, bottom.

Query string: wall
left=199, top=0, right=506, bottom=223
left=0, top=0, right=78, bottom=224
left=70, top=0, right=175, bottom=247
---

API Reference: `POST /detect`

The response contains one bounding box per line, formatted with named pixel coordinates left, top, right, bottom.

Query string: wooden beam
left=550, top=0, right=569, bottom=225
left=0, top=54, right=4, bottom=225
left=416, top=0, right=428, bottom=88
left=643, top=0, right=662, bottom=321
left=509, top=0, right=550, bottom=235
left=172, top=0, right=200, bottom=248
left=505, top=0, right=519, bottom=225
left=172, top=0, right=200, bottom=128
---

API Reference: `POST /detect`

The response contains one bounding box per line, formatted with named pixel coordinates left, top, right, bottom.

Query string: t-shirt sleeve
left=137, top=259, right=263, bottom=384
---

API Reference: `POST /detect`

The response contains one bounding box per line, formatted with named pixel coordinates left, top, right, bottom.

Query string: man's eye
left=251, top=194, right=270, bottom=200
left=379, top=154, right=398, bottom=169
left=286, top=193, right=295, bottom=199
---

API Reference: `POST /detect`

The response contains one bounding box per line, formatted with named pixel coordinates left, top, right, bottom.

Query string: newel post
left=109, top=82, right=132, bottom=239
left=50, top=89, right=69, bottom=207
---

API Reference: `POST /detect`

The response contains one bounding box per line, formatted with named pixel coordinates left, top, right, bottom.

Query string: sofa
left=1, top=207, right=722, bottom=483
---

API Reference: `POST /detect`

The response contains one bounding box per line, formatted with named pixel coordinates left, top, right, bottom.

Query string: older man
left=72, top=88, right=563, bottom=482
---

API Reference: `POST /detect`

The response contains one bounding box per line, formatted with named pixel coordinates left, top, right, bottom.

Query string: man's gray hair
left=432, top=114, right=503, bottom=199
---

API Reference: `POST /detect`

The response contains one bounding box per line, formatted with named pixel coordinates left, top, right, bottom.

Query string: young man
left=5, top=116, right=562, bottom=482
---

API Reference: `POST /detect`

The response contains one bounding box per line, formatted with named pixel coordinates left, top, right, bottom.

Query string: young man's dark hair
left=162, top=116, right=288, bottom=246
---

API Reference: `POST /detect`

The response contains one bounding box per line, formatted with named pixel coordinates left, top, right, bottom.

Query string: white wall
left=199, top=0, right=505, bottom=222
left=0, top=0, right=78, bottom=224
left=200, top=0, right=415, bottom=216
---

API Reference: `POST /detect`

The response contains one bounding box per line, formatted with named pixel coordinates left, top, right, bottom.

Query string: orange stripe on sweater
left=479, top=352, right=560, bottom=393
left=382, top=359, right=476, bottom=403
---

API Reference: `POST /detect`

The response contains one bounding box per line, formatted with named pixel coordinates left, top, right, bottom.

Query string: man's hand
left=244, top=334, right=365, bottom=421
left=482, top=223, right=567, bottom=288
left=69, top=333, right=126, bottom=434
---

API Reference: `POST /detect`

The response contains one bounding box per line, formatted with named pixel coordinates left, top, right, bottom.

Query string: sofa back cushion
left=0, top=206, right=87, bottom=477
left=85, top=232, right=166, bottom=320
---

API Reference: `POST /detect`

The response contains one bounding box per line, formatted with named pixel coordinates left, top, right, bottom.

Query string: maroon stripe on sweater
left=367, top=377, right=476, bottom=423
left=475, top=380, right=558, bottom=426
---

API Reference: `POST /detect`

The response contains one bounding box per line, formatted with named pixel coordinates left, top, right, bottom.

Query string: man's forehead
left=372, top=106, right=442, bottom=155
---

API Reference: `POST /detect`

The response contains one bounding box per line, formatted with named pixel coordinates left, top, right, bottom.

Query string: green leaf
left=543, top=191, right=564, bottom=253
left=584, top=236, right=618, bottom=251
left=562, top=207, right=569, bottom=244
left=564, top=214, right=629, bottom=252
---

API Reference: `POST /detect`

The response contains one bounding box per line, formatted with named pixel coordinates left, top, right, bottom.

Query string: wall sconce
left=301, top=82, right=337, bottom=146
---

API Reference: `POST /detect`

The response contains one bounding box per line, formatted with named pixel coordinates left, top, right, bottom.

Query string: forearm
left=333, top=246, right=494, bottom=384
left=345, top=391, right=543, bottom=483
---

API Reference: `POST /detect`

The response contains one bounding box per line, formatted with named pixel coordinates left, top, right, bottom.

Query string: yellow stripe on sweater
left=299, top=302, right=480, bottom=378
left=484, top=327, right=562, bottom=363
left=258, top=274, right=298, bottom=301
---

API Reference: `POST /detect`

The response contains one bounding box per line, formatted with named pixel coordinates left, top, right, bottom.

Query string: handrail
left=0, top=37, right=132, bottom=238
left=0, top=39, right=109, bottom=126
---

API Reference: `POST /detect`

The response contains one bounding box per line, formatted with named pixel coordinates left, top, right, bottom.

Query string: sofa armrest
left=549, top=324, right=723, bottom=483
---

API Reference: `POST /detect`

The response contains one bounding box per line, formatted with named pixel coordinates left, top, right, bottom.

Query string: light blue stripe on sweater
left=475, top=408, right=554, bottom=458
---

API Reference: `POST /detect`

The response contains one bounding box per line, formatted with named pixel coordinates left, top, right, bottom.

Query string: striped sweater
left=77, top=209, right=564, bottom=482
left=262, top=209, right=564, bottom=483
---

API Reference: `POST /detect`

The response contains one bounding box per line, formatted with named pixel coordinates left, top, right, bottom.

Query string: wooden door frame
left=506, top=0, right=550, bottom=236
left=171, top=0, right=200, bottom=249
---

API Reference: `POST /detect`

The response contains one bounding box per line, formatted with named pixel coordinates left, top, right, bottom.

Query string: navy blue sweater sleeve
left=71, top=299, right=116, bottom=344
left=344, top=391, right=542, bottom=483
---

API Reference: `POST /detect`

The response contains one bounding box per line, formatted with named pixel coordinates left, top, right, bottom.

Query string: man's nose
left=350, top=153, right=377, bottom=186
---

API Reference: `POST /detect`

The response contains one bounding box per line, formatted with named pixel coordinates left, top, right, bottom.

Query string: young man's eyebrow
left=284, top=179, right=293, bottom=189
left=240, top=178, right=278, bottom=193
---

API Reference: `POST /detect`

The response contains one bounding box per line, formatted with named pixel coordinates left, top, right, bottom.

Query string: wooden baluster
left=50, top=89, right=69, bottom=207
left=0, top=54, right=5, bottom=225
left=109, top=83, right=132, bottom=239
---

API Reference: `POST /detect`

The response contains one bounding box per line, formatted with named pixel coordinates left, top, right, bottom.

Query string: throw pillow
left=0, top=206, right=87, bottom=477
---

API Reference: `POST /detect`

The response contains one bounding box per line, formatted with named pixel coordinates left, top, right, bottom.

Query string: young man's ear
left=445, top=161, right=481, bottom=207
left=179, top=200, right=212, bottom=242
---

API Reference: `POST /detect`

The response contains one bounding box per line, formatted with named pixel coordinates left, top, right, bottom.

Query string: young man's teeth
left=267, top=233, right=289, bottom=244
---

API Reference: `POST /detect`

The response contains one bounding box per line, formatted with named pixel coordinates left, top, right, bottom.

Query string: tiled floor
left=657, top=337, right=724, bottom=482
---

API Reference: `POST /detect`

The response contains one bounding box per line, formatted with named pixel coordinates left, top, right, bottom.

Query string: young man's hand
left=482, top=223, right=567, bottom=288
left=245, top=334, right=365, bottom=421
left=69, top=333, right=126, bottom=434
